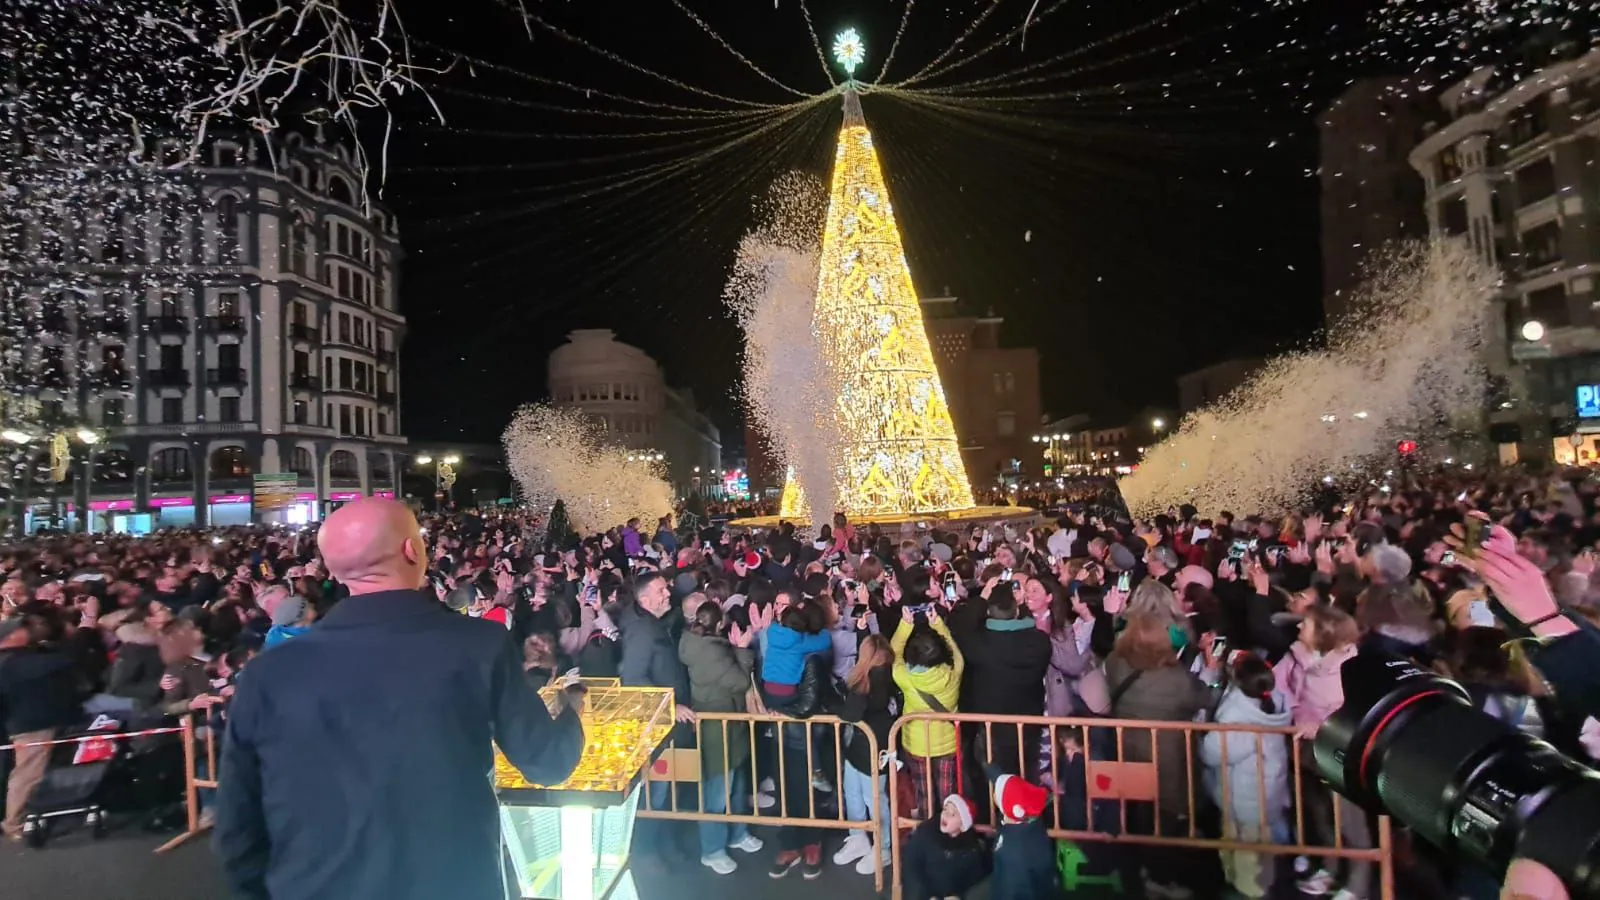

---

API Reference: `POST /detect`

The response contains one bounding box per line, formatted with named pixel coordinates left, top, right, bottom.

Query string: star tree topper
left=833, top=28, right=865, bottom=77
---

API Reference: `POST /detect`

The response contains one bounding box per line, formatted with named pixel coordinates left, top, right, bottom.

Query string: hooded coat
left=677, top=630, right=755, bottom=774
left=891, top=616, right=963, bottom=758
left=1199, top=687, right=1293, bottom=833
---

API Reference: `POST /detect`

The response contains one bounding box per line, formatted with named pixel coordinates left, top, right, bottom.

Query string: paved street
left=0, top=820, right=891, bottom=900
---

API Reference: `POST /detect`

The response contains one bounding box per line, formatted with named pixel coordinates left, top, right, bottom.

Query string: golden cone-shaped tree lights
left=779, top=83, right=976, bottom=519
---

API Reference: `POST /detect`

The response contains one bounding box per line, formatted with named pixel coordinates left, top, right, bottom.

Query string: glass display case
left=494, top=679, right=675, bottom=900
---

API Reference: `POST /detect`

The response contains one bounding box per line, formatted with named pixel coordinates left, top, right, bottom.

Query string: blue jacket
left=760, top=624, right=833, bottom=687
left=214, top=589, right=584, bottom=900
left=262, top=624, right=310, bottom=650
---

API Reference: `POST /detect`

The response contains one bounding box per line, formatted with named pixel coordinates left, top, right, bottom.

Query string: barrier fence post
left=154, top=714, right=202, bottom=854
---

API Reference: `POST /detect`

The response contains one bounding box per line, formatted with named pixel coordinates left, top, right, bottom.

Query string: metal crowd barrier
left=886, top=712, right=1395, bottom=900
left=636, top=711, right=886, bottom=893
left=150, top=709, right=1393, bottom=900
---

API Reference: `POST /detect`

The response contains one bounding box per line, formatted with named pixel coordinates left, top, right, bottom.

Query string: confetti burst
left=1120, top=241, right=1499, bottom=517
left=502, top=404, right=674, bottom=535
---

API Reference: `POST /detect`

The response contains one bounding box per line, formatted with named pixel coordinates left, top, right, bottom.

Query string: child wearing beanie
left=990, top=773, right=1065, bottom=900
left=902, top=795, right=991, bottom=900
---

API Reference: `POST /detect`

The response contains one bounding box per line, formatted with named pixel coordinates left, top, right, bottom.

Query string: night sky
left=381, top=0, right=1405, bottom=448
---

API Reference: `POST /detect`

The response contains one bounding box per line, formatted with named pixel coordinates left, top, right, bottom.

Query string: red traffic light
left=1397, top=439, right=1418, bottom=455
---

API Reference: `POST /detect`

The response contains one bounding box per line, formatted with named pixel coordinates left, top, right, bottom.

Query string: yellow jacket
left=891, top=615, right=963, bottom=758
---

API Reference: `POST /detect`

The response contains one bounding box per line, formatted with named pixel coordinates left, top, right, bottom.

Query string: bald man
left=214, top=499, right=583, bottom=900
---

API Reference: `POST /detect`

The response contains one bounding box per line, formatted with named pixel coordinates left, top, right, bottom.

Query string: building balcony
left=145, top=368, right=191, bottom=388
left=376, top=349, right=397, bottom=366
left=324, top=385, right=374, bottom=400
left=91, top=314, right=130, bottom=335
left=289, top=323, right=320, bottom=343
left=203, top=315, right=247, bottom=334
left=206, top=366, right=248, bottom=387
left=147, top=315, right=188, bottom=336
left=377, top=389, right=397, bottom=406
left=89, top=370, right=134, bottom=391
left=288, top=373, right=321, bottom=392
left=324, top=335, right=374, bottom=354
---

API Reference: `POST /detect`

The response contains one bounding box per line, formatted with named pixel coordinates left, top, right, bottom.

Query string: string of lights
left=406, top=39, right=790, bottom=119
left=485, top=0, right=785, bottom=109
left=910, top=0, right=1229, bottom=96
left=664, top=0, right=816, bottom=98
left=799, top=0, right=838, bottom=88
left=892, top=0, right=1007, bottom=89
left=872, top=0, right=915, bottom=84
left=403, top=89, right=803, bottom=144
left=415, top=97, right=833, bottom=237
left=881, top=0, right=1071, bottom=88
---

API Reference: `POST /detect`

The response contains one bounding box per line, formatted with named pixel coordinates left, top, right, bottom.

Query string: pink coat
left=1273, top=643, right=1357, bottom=730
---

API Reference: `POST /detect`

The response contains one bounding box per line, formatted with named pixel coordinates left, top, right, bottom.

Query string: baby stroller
left=21, top=714, right=132, bottom=848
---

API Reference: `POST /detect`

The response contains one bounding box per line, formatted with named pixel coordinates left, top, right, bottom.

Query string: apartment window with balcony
left=1528, top=284, right=1570, bottom=328
left=102, top=399, right=124, bottom=427
left=354, top=319, right=367, bottom=347
left=159, top=291, right=182, bottom=318
left=1522, top=220, right=1563, bottom=270
left=293, top=350, right=310, bottom=377
left=159, top=344, right=182, bottom=370
left=354, top=362, right=368, bottom=393
left=293, top=400, right=308, bottom=425
left=218, top=292, right=239, bottom=317
left=338, top=312, right=351, bottom=343
left=1439, top=195, right=1469, bottom=236
left=218, top=342, right=240, bottom=370
left=1515, top=157, right=1557, bottom=206
left=162, top=397, right=183, bottom=424
left=337, top=268, right=351, bottom=301
left=215, top=195, right=239, bottom=261
left=339, top=404, right=351, bottom=434
left=1508, top=104, right=1548, bottom=147
left=1437, top=147, right=1463, bottom=182
left=377, top=411, right=388, bottom=434
left=219, top=396, right=240, bottom=423
left=339, top=358, right=353, bottom=390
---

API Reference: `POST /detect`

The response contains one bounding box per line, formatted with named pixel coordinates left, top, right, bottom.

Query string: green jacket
left=678, top=630, right=756, bottom=775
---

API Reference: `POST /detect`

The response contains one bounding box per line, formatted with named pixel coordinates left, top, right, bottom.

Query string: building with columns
left=2, top=127, right=407, bottom=530
left=547, top=329, right=721, bottom=499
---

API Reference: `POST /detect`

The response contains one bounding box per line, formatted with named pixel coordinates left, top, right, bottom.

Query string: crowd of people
left=4, top=467, right=1600, bottom=900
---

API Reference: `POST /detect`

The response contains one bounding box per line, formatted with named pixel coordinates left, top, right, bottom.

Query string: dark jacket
left=107, top=623, right=165, bottom=708
left=838, top=664, right=896, bottom=774
left=1104, top=655, right=1212, bottom=815
left=1526, top=614, right=1600, bottom=725
left=954, top=619, right=1051, bottom=717
left=213, top=589, right=584, bottom=900
left=615, top=604, right=689, bottom=699
left=0, top=645, right=83, bottom=735
left=992, top=813, right=1065, bottom=900
left=901, top=819, right=991, bottom=900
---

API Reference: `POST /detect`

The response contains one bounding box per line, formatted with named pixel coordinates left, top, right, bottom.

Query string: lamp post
left=414, top=453, right=460, bottom=511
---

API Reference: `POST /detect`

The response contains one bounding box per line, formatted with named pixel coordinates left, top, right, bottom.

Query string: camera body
left=1314, top=652, right=1600, bottom=897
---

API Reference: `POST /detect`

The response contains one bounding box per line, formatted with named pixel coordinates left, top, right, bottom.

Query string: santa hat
left=994, top=774, right=1048, bottom=821
left=740, top=551, right=762, bottom=569
left=943, top=794, right=975, bottom=833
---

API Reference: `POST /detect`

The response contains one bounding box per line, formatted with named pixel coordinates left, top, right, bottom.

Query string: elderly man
left=215, top=498, right=584, bottom=900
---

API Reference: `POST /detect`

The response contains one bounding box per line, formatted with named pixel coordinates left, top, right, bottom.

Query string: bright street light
left=1521, top=319, right=1546, bottom=342
left=1151, top=418, right=1165, bottom=430
left=442, top=454, right=461, bottom=465
left=76, top=428, right=99, bottom=444
left=415, top=454, right=433, bottom=465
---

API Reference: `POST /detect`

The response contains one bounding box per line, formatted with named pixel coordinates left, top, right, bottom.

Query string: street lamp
left=415, top=454, right=433, bottom=465
left=1151, top=418, right=1165, bottom=431
left=415, top=453, right=460, bottom=510
left=442, top=454, right=461, bottom=465
left=1520, top=319, right=1546, bottom=342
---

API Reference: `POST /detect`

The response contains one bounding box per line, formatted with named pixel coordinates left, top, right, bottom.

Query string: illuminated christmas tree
left=780, top=34, right=975, bottom=519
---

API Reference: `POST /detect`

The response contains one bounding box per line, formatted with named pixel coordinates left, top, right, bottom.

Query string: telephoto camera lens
left=1313, top=652, right=1600, bottom=898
